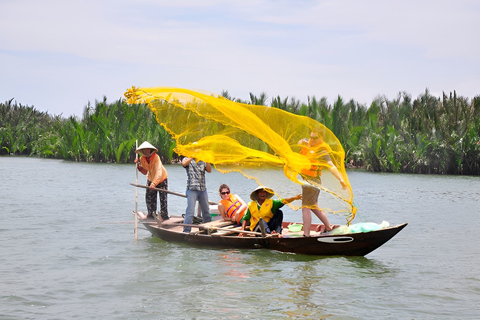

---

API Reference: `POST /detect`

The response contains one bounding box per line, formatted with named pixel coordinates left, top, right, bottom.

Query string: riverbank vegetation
left=1, top=89, right=479, bottom=175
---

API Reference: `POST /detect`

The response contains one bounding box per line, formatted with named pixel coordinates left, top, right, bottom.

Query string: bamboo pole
left=134, top=140, right=138, bottom=240
left=130, top=183, right=218, bottom=205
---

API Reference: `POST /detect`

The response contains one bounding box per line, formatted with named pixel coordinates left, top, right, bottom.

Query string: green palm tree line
left=1, top=89, right=479, bottom=175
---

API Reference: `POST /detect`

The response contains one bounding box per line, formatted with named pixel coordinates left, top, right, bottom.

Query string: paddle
left=258, top=217, right=267, bottom=238
left=181, top=223, right=276, bottom=237
left=130, top=183, right=218, bottom=205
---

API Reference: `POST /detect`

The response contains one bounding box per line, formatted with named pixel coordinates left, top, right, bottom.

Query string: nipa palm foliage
left=1, top=89, right=479, bottom=175
left=0, top=97, right=174, bottom=163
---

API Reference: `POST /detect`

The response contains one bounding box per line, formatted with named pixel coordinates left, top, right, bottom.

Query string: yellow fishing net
left=125, top=87, right=356, bottom=223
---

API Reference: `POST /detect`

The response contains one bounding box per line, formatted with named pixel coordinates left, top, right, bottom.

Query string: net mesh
left=125, top=86, right=356, bottom=223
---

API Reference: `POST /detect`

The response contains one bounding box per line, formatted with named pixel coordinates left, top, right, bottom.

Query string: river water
left=1, top=157, right=479, bottom=319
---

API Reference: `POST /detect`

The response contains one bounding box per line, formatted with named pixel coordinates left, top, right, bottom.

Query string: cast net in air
left=125, top=87, right=356, bottom=223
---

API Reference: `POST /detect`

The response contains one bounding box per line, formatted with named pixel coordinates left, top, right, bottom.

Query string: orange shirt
left=300, top=140, right=323, bottom=177
left=139, top=153, right=168, bottom=187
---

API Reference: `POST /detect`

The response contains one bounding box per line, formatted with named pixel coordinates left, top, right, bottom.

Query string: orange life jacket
left=219, top=194, right=245, bottom=224
left=300, top=140, right=327, bottom=177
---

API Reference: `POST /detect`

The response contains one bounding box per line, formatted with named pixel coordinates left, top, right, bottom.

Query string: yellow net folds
left=125, top=87, right=356, bottom=223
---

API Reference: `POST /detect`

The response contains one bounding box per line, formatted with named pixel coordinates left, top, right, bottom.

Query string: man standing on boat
left=182, top=154, right=212, bottom=233
left=298, top=131, right=347, bottom=236
left=135, top=141, right=169, bottom=221
left=240, top=186, right=301, bottom=236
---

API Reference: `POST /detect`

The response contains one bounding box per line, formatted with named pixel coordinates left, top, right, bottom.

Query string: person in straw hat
left=239, top=186, right=301, bottom=237
left=134, top=141, right=169, bottom=221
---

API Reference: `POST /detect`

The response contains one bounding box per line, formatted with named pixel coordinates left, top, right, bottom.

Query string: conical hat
left=250, top=186, right=274, bottom=201
left=135, top=141, right=158, bottom=154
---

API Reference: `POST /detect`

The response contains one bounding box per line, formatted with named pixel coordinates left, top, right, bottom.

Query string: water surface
left=1, top=157, right=478, bottom=319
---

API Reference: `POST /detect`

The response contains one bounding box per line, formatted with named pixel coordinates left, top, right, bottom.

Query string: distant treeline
left=1, top=89, right=479, bottom=175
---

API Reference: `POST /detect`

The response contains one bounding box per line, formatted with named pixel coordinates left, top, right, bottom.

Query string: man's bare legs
left=302, top=207, right=333, bottom=236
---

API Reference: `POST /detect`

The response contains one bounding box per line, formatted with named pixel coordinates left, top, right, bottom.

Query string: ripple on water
left=1, top=158, right=479, bottom=319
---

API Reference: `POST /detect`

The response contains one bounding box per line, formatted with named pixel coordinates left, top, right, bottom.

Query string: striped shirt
left=184, top=159, right=208, bottom=191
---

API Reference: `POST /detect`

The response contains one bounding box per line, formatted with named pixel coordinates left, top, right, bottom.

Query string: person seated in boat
left=217, top=184, right=247, bottom=226
left=239, top=186, right=302, bottom=237
left=134, top=141, right=169, bottom=221
left=298, top=130, right=347, bottom=236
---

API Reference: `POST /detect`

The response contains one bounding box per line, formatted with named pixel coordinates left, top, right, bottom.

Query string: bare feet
left=323, top=225, right=334, bottom=233
left=135, top=211, right=148, bottom=220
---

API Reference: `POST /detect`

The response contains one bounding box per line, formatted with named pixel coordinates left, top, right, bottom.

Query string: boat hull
left=142, top=217, right=407, bottom=256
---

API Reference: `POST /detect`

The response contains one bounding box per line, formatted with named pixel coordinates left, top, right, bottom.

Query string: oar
left=181, top=223, right=276, bottom=237
left=130, top=183, right=218, bottom=205
left=258, top=217, right=267, bottom=238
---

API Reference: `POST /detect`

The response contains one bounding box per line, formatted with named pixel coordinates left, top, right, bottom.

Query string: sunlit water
left=1, top=157, right=479, bottom=319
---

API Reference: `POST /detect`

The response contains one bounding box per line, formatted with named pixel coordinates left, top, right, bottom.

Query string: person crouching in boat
left=239, top=186, right=301, bottom=237
left=134, top=141, right=169, bottom=221
left=217, top=184, right=247, bottom=225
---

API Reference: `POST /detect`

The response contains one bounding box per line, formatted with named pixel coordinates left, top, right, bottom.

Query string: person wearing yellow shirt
left=239, top=186, right=301, bottom=237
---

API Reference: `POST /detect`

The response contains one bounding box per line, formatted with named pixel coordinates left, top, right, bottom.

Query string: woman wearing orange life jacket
left=217, top=184, right=247, bottom=225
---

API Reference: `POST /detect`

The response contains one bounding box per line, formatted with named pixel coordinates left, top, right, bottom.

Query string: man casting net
left=125, top=87, right=357, bottom=224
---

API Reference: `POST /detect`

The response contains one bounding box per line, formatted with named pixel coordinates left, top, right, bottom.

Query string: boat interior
left=139, top=214, right=330, bottom=237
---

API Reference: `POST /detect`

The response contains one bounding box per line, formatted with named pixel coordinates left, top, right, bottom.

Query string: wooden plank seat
left=142, top=215, right=239, bottom=235
left=199, top=220, right=236, bottom=235
left=160, top=216, right=233, bottom=228
left=210, top=226, right=241, bottom=236
left=198, top=219, right=235, bottom=228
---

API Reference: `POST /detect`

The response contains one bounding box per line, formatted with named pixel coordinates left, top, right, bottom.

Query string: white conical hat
left=135, top=141, right=158, bottom=154
left=250, top=186, right=274, bottom=201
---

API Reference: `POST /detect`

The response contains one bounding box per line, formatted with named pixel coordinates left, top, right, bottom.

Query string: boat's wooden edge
left=141, top=216, right=408, bottom=239
left=314, top=222, right=408, bottom=238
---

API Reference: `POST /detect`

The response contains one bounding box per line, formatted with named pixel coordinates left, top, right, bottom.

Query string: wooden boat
left=139, top=215, right=407, bottom=256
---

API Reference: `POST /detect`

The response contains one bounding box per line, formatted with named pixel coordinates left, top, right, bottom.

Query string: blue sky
left=1, top=0, right=479, bottom=117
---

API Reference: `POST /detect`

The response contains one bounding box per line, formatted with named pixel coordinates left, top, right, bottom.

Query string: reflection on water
left=216, top=251, right=250, bottom=279
left=344, top=257, right=395, bottom=276
left=1, top=157, right=479, bottom=319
